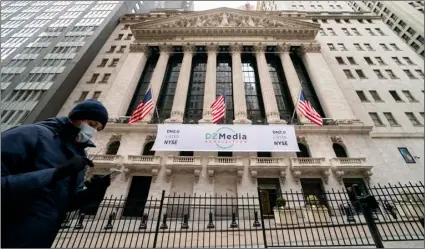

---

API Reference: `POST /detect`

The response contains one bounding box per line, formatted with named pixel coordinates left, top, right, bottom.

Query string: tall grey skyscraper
left=0, top=0, right=193, bottom=131
left=348, top=1, right=424, bottom=58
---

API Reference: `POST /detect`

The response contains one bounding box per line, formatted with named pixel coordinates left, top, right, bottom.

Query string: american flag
left=211, top=88, right=226, bottom=124
left=297, top=91, right=323, bottom=126
left=128, top=88, right=153, bottom=124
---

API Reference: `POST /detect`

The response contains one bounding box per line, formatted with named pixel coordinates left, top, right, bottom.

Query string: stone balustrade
left=123, top=155, right=162, bottom=180
left=330, top=157, right=373, bottom=183
left=207, top=156, right=244, bottom=183
left=290, top=157, right=330, bottom=184
left=164, top=156, right=202, bottom=183
left=89, top=154, right=123, bottom=168
left=248, top=157, right=287, bottom=181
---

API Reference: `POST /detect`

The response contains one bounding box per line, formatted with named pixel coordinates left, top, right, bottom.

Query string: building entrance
left=258, top=178, right=281, bottom=218
left=122, top=176, right=152, bottom=217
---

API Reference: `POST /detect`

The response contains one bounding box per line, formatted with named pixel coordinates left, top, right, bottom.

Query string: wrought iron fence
left=53, top=182, right=424, bottom=248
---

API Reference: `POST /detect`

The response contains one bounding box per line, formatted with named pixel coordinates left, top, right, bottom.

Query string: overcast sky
left=193, top=1, right=256, bottom=11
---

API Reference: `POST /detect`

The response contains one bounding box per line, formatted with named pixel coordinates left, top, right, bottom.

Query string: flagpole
left=149, top=85, right=161, bottom=123
left=290, top=87, right=303, bottom=124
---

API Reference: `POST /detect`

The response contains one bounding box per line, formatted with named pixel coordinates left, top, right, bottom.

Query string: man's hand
left=52, top=156, right=93, bottom=182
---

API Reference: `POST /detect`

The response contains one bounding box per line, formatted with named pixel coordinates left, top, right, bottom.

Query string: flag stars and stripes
left=211, top=88, right=226, bottom=124
left=297, top=91, right=323, bottom=127
left=128, top=88, right=153, bottom=124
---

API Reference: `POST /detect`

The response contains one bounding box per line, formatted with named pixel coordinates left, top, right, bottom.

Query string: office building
left=0, top=0, right=193, bottom=131
left=257, top=1, right=353, bottom=12
left=55, top=6, right=423, bottom=205
left=348, top=1, right=424, bottom=58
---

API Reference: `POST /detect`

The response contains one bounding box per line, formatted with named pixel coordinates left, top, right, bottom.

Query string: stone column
left=143, top=43, right=173, bottom=123
left=253, top=43, right=285, bottom=124
left=230, top=43, right=251, bottom=124
left=199, top=43, right=218, bottom=123
left=165, top=43, right=195, bottom=123
left=104, top=44, right=150, bottom=118
left=299, top=43, right=355, bottom=120
left=277, top=43, right=306, bottom=123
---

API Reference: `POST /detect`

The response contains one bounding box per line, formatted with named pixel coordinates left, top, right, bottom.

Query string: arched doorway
left=105, top=141, right=120, bottom=155
left=142, top=141, right=155, bottom=156
left=296, top=143, right=310, bottom=157
left=333, top=143, right=348, bottom=158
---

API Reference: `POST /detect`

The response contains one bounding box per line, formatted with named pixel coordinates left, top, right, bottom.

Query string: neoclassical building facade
left=58, top=8, right=424, bottom=211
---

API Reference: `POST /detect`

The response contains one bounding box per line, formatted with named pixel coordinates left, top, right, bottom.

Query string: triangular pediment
left=131, top=7, right=319, bottom=30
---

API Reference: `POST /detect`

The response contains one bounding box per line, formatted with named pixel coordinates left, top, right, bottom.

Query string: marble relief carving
left=146, top=12, right=302, bottom=29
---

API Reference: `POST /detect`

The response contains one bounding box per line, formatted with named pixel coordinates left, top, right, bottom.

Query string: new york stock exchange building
left=56, top=7, right=424, bottom=247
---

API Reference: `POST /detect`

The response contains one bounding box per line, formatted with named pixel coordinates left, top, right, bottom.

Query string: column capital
left=206, top=43, right=219, bottom=53
left=253, top=43, right=266, bottom=54
left=276, top=43, right=291, bottom=53
left=159, top=43, right=173, bottom=54
left=129, top=43, right=151, bottom=56
left=183, top=43, right=196, bottom=53
left=299, top=43, right=321, bottom=54
left=230, top=43, right=243, bottom=54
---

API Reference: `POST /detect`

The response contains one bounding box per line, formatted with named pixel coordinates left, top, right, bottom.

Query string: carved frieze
left=129, top=44, right=151, bottom=55
left=299, top=43, right=321, bottom=54
left=276, top=43, right=291, bottom=53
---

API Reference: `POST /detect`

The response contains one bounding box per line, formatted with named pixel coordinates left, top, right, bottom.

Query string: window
left=122, top=24, right=130, bottom=30
left=142, top=142, right=155, bottom=156
left=407, top=27, right=416, bottom=36
left=415, top=70, right=424, bottom=79
left=333, top=143, right=348, bottom=158
left=366, top=19, right=373, bottom=23
left=383, top=112, right=398, bottom=126
left=115, top=34, right=123, bottom=40
left=100, top=73, right=111, bottom=83
left=390, top=43, right=401, bottom=51
left=351, top=28, right=361, bottom=36
left=327, top=43, right=336, bottom=51
left=403, top=57, right=415, bottom=65
left=354, top=43, right=364, bottom=51
left=369, top=91, right=383, bottom=102
left=338, top=43, right=347, bottom=51
left=109, top=58, right=119, bottom=67
left=88, top=73, right=99, bottom=83
left=319, top=28, right=326, bottom=36
left=125, top=34, right=133, bottom=40
left=398, top=20, right=406, bottom=28
left=410, top=42, right=420, bottom=51
left=358, top=19, right=364, bottom=23
left=405, top=112, right=421, bottom=126
left=380, top=43, right=390, bottom=51
left=327, top=28, right=336, bottom=36
left=398, top=147, right=416, bottom=163
left=347, top=57, right=357, bottom=65
left=296, top=143, right=310, bottom=158
left=375, top=28, right=385, bottom=35
left=365, top=28, right=376, bottom=36
left=364, top=57, right=374, bottom=65
left=374, top=70, right=385, bottom=79
left=321, top=19, right=327, bottom=23
left=184, top=56, right=207, bottom=123
left=117, top=45, right=126, bottom=53
left=92, top=91, right=101, bottom=100
left=369, top=112, right=384, bottom=126
left=336, top=57, right=345, bottom=64
left=356, top=69, right=367, bottom=79
left=342, top=28, right=351, bottom=36
left=402, top=90, right=417, bottom=102
left=98, top=59, right=108, bottom=67
left=375, top=57, right=386, bottom=65
left=77, top=91, right=88, bottom=102
left=106, top=141, right=120, bottom=155
left=421, top=112, right=425, bottom=121
left=106, top=45, right=116, bottom=53
left=402, top=34, right=410, bottom=42
left=385, top=70, right=398, bottom=79
left=343, top=69, right=355, bottom=79
left=356, top=91, right=368, bottom=102
left=403, top=69, right=417, bottom=79
left=243, top=56, right=265, bottom=123
left=364, top=43, right=374, bottom=51
left=389, top=90, right=402, bottom=101
left=335, top=19, right=341, bottom=23
left=392, top=57, right=403, bottom=65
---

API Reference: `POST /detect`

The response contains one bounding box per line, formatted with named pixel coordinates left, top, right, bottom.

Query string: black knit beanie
left=68, top=99, right=109, bottom=130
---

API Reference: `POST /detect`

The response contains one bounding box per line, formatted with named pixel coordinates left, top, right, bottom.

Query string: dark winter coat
left=1, top=117, right=98, bottom=248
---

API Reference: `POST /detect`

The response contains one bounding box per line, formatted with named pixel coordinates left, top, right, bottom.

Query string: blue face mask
left=76, top=122, right=96, bottom=143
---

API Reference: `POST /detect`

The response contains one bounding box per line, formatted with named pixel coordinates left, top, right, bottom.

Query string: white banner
left=152, top=124, right=300, bottom=152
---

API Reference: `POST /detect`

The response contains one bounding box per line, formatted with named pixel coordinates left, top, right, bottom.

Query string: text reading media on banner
left=151, top=124, right=300, bottom=152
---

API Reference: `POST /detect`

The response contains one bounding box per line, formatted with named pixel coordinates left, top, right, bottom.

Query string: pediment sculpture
left=143, top=12, right=305, bottom=29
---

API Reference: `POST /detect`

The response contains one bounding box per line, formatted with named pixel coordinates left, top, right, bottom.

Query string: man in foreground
left=1, top=99, right=111, bottom=248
